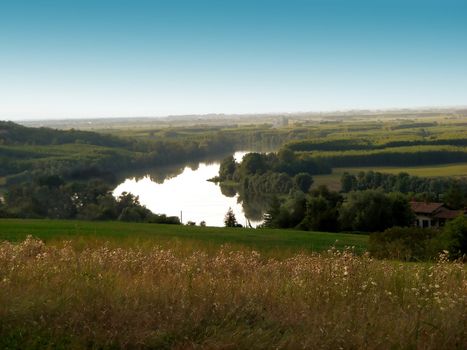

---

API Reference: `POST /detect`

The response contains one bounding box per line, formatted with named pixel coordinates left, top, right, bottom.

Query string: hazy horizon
left=1, top=0, right=466, bottom=121
left=7, top=104, right=467, bottom=123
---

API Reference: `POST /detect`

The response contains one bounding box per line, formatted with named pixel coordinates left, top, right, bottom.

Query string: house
left=410, top=201, right=464, bottom=228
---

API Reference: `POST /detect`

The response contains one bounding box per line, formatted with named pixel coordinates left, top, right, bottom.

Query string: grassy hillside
left=1, top=234, right=465, bottom=349
left=0, top=219, right=368, bottom=254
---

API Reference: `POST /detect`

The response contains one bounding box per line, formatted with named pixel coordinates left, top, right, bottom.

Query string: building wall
left=414, top=215, right=438, bottom=228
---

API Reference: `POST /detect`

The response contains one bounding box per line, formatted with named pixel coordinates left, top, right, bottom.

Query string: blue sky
left=1, top=0, right=466, bottom=120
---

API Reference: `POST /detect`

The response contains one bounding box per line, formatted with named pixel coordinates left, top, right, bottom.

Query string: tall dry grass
left=0, top=236, right=466, bottom=349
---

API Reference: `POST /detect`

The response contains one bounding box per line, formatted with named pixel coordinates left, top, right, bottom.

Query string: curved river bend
left=113, top=152, right=262, bottom=227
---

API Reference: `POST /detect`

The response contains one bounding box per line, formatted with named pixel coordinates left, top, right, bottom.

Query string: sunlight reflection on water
left=113, top=152, right=262, bottom=227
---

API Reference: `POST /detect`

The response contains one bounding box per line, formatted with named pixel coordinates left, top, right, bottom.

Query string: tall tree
left=219, top=155, right=237, bottom=181
left=293, top=173, right=313, bottom=193
left=224, top=207, right=238, bottom=227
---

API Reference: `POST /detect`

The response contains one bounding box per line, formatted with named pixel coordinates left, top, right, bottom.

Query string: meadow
left=0, top=219, right=368, bottom=255
left=0, top=236, right=465, bottom=349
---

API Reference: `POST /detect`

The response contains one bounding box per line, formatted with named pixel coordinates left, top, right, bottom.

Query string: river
left=113, top=151, right=264, bottom=227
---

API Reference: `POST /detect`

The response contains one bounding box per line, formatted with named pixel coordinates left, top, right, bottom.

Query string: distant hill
left=0, top=121, right=129, bottom=147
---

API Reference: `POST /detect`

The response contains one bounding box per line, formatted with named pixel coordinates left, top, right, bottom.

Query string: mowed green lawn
left=0, top=219, right=368, bottom=254
left=313, top=162, right=467, bottom=191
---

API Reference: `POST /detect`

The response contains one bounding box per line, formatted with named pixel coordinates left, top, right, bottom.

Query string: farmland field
left=313, top=162, right=467, bottom=191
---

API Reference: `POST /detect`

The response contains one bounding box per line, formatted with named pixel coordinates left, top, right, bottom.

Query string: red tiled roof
left=410, top=201, right=444, bottom=214
left=434, top=207, right=464, bottom=219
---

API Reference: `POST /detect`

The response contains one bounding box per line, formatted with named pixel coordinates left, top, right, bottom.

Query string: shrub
left=442, top=215, right=467, bottom=259
left=369, top=226, right=442, bottom=261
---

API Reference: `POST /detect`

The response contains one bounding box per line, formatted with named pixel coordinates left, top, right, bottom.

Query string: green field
left=313, top=162, right=467, bottom=191
left=0, top=219, right=368, bottom=254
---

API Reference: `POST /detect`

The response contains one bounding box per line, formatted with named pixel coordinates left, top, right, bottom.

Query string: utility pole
left=180, top=210, right=183, bottom=224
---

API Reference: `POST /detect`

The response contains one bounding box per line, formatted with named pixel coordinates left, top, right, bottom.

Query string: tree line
left=341, top=171, right=467, bottom=209
left=286, top=135, right=467, bottom=152
left=311, top=146, right=467, bottom=167
left=0, top=175, right=180, bottom=224
left=262, top=186, right=414, bottom=233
